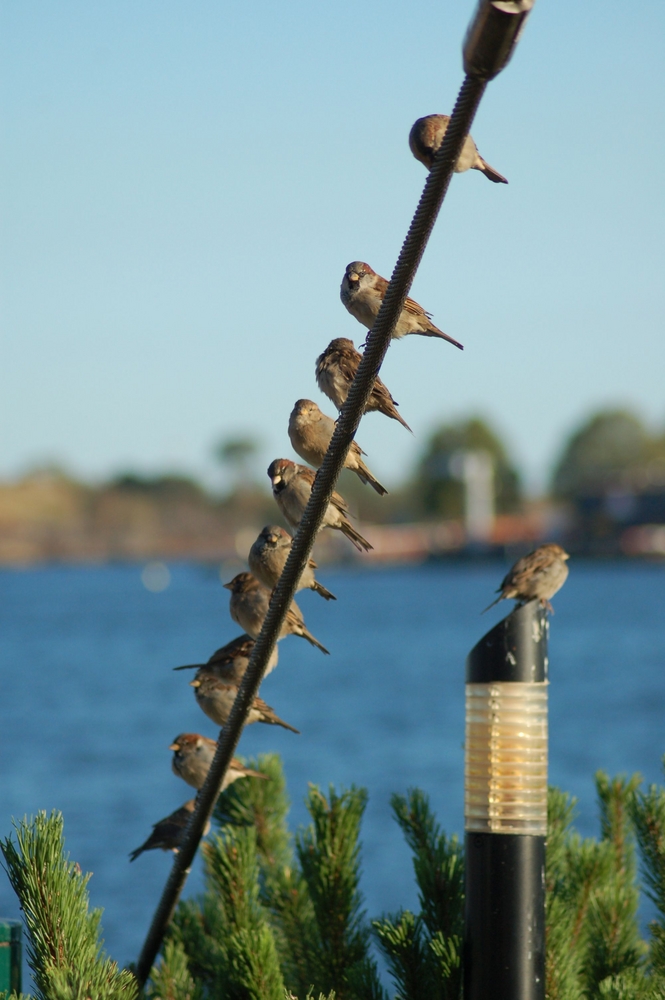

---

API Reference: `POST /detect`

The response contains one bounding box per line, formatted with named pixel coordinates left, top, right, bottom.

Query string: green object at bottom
left=0, top=920, right=22, bottom=995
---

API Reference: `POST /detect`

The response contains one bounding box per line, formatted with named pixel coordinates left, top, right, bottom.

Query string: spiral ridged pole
left=136, top=0, right=534, bottom=982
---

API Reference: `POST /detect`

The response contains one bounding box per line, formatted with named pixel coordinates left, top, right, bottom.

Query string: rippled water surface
left=1, top=561, right=665, bottom=973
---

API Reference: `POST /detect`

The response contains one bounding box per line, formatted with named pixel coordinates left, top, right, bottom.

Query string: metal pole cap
left=466, top=600, right=548, bottom=684
left=463, top=0, right=535, bottom=80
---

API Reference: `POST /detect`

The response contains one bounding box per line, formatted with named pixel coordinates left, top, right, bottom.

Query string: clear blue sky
left=2, top=0, right=664, bottom=492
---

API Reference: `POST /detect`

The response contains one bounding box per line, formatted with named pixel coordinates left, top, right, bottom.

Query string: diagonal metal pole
left=134, top=0, right=534, bottom=986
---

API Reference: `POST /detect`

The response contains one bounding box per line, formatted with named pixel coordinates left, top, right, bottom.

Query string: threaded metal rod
left=135, top=71, right=491, bottom=991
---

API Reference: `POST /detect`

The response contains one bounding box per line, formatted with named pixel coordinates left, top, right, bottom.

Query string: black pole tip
left=467, top=600, right=548, bottom=684
left=463, top=0, right=535, bottom=81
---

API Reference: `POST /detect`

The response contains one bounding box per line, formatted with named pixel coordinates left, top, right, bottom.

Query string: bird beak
left=223, top=581, right=232, bottom=590
left=190, top=679, right=200, bottom=688
left=169, top=743, right=180, bottom=751
left=272, top=475, right=282, bottom=486
left=347, top=272, right=359, bottom=284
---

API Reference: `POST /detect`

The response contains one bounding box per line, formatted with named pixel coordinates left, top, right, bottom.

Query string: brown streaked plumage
left=173, top=633, right=279, bottom=678
left=288, top=399, right=388, bottom=496
left=223, top=572, right=330, bottom=654
left=409, top=113, right=508, bottom=183
left=341, top=261, right=463, bottom=349
left=249, top=524, right=337, bottom=600
left=315, top=338, right=412, bottom=432
left=189, top=673, right=300, bottom=733
left=129, top=799, right=209, bottom=861
left=268, top=458, right=373, bottom=553
left=169, top=733, right=269, bottom=790
left=484, top=543, right=570, bottom=613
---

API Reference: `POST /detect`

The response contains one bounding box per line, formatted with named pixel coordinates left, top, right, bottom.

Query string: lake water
left=1, top=560, right=665, bottom=978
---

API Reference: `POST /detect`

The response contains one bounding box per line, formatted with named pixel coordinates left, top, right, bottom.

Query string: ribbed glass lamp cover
left=465, top=681, right=548, bottom=835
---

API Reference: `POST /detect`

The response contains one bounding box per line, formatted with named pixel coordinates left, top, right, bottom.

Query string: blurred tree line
left=550, top=410, right=665, bottom=553
left=110, top=407, right=665, bottom=530
left=6, top=409, right=664, bottom=563
left=552, top=410, right=665, bottom=499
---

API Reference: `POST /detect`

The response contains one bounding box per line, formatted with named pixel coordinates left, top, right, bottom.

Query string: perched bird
left=484, top=543, right=570, bottom=613
left=409, top=113, right=508, bottom=183
left=129, top=799, right=210, bottom=861
left=249, top=524, right=337, bottom=600
left=288, top=399, right=388, bottom=497
left=224, top=572, right=330, bottom=654
left=316, top=338, right=411, bottom=432
left=189, top=673, right=300, bottom=733
left=169, top=733, right=270, bottom=790
left=268, top=459, right=372, bottom=553
left=340, top=261, right=463, bottom=349
left=173, top=633, right=279, bottom=679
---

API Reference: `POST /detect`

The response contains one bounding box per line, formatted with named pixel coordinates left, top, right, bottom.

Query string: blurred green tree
left=214, top=436, right=261, bottom=490
left=414, top=416, right=521, bottom=519
left=551, top=410, right=653, bottom=499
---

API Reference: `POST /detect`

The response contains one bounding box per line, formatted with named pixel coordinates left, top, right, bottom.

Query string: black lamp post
left=464, top=600, right=548, bottom=1000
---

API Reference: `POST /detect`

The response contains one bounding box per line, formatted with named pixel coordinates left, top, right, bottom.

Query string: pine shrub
left=7, top=758, right=665, bottom=998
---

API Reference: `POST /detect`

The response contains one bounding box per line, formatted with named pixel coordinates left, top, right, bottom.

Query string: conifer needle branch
left=135, top=62, right=491, bottom=997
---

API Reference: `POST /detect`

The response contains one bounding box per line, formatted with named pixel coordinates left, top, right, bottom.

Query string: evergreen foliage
left=295, top=786, right=385, bottom=1000
left=9, top=760, right=665, bottom=999
left=146, top=939, right=201, bottom=1000
left=170, top=755, right=382, bottom=1000
left=0, top=811, right=138, bottom=1000
left=373, top=790, right=463, bottom=1000
left=631, top=759, right=665, bottom=982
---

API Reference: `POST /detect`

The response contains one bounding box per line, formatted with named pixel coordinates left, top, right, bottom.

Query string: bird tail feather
left=301, top=629, right=330, bottom=654
left=477, top=157, right=508, bottom=184
left=388, top=407, right=413, bottom=433
left=340, top=522, right=373, bottom=553
left=357, top=462, right=388, bottom=496
left=312, top=580, right=337, bottom=601
left=423, top=327, right=465, bottom=350
left=273, top=715, right=300, bottom=734
left=481, top=594, right=504, bottom=614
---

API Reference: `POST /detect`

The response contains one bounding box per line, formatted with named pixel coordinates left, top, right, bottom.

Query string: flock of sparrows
left=129, top=114, right=567, bottom=861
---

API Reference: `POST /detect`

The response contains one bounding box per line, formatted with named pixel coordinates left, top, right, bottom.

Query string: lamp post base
left=464, top=832, right=545, bottom=1000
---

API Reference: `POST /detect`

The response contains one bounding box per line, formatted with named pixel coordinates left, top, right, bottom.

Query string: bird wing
left=330, top=489, right=351, bottom=516
left=505, top=549, right=554, bottom=593
left=296, top=464, right=317, bottom=486
left=403, top=294, right=429, bottom=318
left=335, top=347, right=361, bottom=381
left=285, top=603, right=305, bottom=629
left=371, top=375, right=399, bottom=407
left=208, top=637, right=253, bottom=665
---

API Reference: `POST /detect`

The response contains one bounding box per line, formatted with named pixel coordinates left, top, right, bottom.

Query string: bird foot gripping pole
left=464, top=601, right=548, bottom=1000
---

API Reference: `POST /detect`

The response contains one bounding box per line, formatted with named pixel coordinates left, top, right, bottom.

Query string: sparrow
left=249, top=524, right=337, bottom=600
left=288, top=399, right=388, bottom=497
left=409, top=113, right=508, bottom=183
left=340, top=261, right=463, bottom=350
left=484, top=543, right=570, bottom=613
left=173, top=633, right=279, bottom=679
left=129, top=799, right=210, bottom=861
left=315, top=338, right=411, bottom=432
left=169, top=732, right=270, bottom=790
left=189, top=672, right=300, bottom=733
left=268, top=459, right=373, bottom=553
left=223, top=572, right=330, bottom=654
